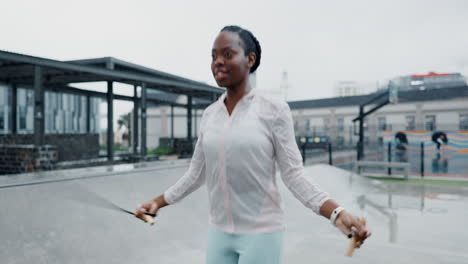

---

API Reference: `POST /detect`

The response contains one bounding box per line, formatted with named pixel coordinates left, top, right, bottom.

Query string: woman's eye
left=211, top=54, right=216, bottom=61
left=225, top=52, right=232, bottom=58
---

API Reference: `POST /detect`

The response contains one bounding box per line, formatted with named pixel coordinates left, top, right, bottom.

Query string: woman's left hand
left=335, top=211, right=371, bottom=247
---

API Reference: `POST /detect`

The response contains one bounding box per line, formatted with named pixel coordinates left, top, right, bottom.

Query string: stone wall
left=0, top=145, right=58, bottom=174
left=44, top=134, right=99, bottom=161
left=159, top=137, right=196, bottom=156
left=0, top=134, right=99, bottom=161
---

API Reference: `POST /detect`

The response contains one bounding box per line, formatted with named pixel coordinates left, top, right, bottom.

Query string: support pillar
left=194, top=109, right=197, bottom=138
left=11, top=83, right=17, bottom=134
left=133, top=85, right=139, bottom=155
left=170, top=104, right=174, bottom=140
left=140, top=83, right=147, bottom=156
left=86, top=95, right=91, bottom=133
left=187, top=96, right=192, bottom=141
left=357, top=106, right=364, bottom=161
left=107, top=81, right=114, bottom=161
left=33, top=66, right=45, bottom=146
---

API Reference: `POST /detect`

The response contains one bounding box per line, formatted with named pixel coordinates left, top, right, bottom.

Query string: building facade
left=289, top=86, right=468, bottom=148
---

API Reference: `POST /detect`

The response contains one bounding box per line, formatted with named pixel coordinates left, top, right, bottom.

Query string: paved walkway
left=1, top=161, right=467, bottom=263
left=0, top=158, right=190, bottom=188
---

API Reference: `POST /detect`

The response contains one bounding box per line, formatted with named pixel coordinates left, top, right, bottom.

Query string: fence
left=296, top=124, right=468, bottom=177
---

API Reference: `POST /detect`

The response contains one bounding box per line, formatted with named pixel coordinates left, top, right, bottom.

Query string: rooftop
left=0, top=50, right=224, bottom=100
left=288, top=85, right=468, bottom=109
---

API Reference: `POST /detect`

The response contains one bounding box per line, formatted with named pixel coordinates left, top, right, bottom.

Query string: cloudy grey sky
left=2, top=0, right=468, bottom=101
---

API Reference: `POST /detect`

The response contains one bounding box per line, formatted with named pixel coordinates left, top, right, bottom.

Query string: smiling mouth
left=215, top=71, right=228, bottom=81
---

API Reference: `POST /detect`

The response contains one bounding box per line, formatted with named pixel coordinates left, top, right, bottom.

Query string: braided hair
left=221, top=25, right=262, bottom=74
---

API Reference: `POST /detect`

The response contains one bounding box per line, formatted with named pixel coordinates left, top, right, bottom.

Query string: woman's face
left=211, top=31, right=255, bottom=89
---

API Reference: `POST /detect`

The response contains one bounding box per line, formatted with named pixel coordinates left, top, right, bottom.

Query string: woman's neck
left=223, top=77, right=252, bottom=116
left=225, top=78, right=252, bottom=105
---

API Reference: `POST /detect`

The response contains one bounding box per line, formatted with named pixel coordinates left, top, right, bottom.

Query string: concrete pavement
left=1, top=161, right=467, bottom=263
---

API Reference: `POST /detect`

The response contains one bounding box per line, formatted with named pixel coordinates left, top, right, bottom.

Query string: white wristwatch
left=330, top=206, right=345, bottom=226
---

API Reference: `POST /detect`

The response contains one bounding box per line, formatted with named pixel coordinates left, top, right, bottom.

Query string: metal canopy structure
left=0, top=50, right=222, bottom=99
left=0, top=50, right=224, bottom=161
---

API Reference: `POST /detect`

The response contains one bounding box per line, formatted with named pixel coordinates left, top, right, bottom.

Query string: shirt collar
left=217, top=88, right=256, bottom=106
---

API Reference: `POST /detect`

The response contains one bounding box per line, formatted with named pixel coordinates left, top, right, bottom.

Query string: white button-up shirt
left=164, top=89, right=329, bottom=234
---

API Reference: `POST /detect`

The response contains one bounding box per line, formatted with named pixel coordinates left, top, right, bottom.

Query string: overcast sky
left=2, top=0, right=468, bottom=102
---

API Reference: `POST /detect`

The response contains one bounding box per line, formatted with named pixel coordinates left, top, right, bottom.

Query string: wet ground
left=363, top=147, right=468, bottom=177
left=304, top=147, right=468, bottom=179
left=1, top=160, right=467, bottom=264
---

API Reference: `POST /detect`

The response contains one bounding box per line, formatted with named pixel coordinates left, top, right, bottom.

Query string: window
left=337, top=136, right=345, bottom=146
left=43, top=92, right=93, bottom=134
left=0, top=84, right=12, bottom=134
left=405, top=116, right=415, bottom=131
left=460, top=114, right=468, bottom=131
left=337, top=118, right=344, bottom=132
left=323, top=118, right=330, bottom=129
left=80, top=95, right=87, bottom=133
left=57, top=94, right=65, bottom=133
left=45, top=92, right=54, bottom=133
left=425, top=115, right=436, bottom=131
left=377, top=117, right=386, bottom=131
left=0, top=108, right=4, bottom=133
left=0, top=85, right=5, bottom=132
left=91, top=97, right=101, bottom=133
left=305, top=119, right=310, bottom=132
left=17, top=88, right=34, bottom=133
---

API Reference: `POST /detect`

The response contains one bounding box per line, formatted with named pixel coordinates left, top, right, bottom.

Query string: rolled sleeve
left=272, top=103, right=330, bottom=214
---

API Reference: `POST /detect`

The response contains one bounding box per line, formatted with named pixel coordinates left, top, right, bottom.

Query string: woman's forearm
left=153, top=194, right=169, bottom=209
left=319, top=199, right=339, bottom=219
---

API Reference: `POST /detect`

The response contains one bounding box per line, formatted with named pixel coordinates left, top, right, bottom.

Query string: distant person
left=431, top=131, right=448, bottom=151
left=134, top=25, right=370, bottom=264
left=395, top=131, right=408, bottom=151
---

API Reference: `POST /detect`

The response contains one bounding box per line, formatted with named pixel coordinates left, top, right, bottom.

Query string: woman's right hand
left=134, top=198, right=159, bottom=224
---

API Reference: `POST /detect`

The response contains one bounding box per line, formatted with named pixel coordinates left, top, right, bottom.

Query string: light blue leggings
left=206, top=226, right=284, bottom=264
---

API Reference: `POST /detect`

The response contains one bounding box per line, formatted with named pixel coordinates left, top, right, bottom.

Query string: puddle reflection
left=431, top=152, right=448, bottom=173
left=354, top=181, right=464, bottom=244
left=357, top=194, right=398, bottom=243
